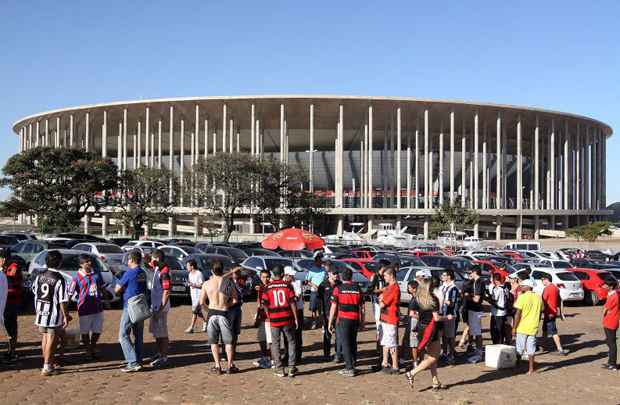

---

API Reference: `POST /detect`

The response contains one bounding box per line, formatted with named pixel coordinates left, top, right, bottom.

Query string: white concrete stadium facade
left=12, top=96, right=613, bottom=240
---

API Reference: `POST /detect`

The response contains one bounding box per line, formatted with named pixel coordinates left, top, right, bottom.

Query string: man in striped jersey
left=32, top=250, right=71, bottom=376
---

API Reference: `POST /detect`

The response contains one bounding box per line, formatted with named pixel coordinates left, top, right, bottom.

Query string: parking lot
left=0, top=301, right=617, bottom=405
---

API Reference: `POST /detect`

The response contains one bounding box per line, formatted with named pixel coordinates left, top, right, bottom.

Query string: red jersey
left=3, top=262, right=22, bottom=305
left=380, top=283, right=400, bottom=325
left=331, top=281, right=363, bottom=321
left=542, top=283, right=560, bottom=317
left=256, top=284, right=268, bottom=321
left=603, top=290, right=619, bottom=330
left=261, top=280, right=296, bottom=327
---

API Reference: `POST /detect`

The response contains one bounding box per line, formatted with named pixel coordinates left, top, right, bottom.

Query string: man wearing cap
left=0, top=248, right=22, bottom=362
left=305, top=251, right=326, bottom=329
left=512, top=279, right=543, bottom=375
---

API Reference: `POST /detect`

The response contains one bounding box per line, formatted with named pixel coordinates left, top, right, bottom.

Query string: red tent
left=261, top=227, right=325, bottom=251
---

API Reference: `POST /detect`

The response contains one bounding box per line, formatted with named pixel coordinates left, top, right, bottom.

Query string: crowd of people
left=0, top=247, right=618, bottom=388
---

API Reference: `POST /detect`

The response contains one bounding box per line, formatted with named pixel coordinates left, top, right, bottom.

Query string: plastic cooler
left=485, top=344, right=517, bottom=369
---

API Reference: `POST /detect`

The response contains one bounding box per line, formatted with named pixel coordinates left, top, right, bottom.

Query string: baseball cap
left=520, top=279, right=534, bottom=288
left=415, top=269, right=432, bottom=279
left=284, top=266, right=297, bottom=276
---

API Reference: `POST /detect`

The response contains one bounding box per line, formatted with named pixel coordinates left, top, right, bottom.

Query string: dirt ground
left=0, top=300, right=617, bottom=405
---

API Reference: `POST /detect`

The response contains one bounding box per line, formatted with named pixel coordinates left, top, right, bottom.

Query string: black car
left=0, top=235, right=20, bottom=248
left=56, top=233, right=108, bottom=243
left=196, top=243, right=248, bottom=265
left=420, top=255, right=473, bottom=273
left=160, top=238, right=196, bottom=246
left=109, top=237, right=132, bottom=247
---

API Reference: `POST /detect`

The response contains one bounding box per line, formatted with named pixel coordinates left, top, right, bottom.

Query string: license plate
left=172, top=286, right=186, bottom=292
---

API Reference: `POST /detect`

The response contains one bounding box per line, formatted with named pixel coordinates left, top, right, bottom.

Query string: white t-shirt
left=291, top=280, right=304, bottom=310
left=188, top=270, right=205, bottom=306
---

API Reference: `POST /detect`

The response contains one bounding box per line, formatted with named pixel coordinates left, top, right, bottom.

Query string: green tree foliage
left=0, top=147, right=117, bottom=233
left=430, top=202, right=480, bottom=239
left=565, top=221, right=612, bottom=242
left=110, top=167, right=177, bottom=240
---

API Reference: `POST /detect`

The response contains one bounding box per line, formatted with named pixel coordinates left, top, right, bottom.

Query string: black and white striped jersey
left=32, top=269, right=68, bottom=328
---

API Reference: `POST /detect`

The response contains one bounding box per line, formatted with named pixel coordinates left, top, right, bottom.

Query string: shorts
left=516, top=333, right=537, bottom=356
left=257, top=320, right=272, bottom=344
left=309, top=291, right=320, bottom=312
left=3, top=306, right=18, bottom=338
left=78, top=312, right=104, bottom=334
left=227, top=307, right=242, bottom=337
left=38, top=326, right=62, bottom=335
left=192, top=304, right=203, bottom=315
left=149, top=310, right=169, bottom=338
left=543, top=316, right=558, bottom=336
left=207, top=312, right=233, bottom=345
left=442, top=318, right=456, bottom=338
left=409, top=318, right=419, bottom=348
left=468, top=310, right=483, bottom=336
left=379, top=322, right=398, bottom=348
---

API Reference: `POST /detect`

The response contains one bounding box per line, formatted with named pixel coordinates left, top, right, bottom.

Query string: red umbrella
left=261, top=227, right=325, bottom=251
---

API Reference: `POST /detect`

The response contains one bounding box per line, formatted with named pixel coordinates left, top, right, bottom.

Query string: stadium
left=11, top=96, right=613, bottom=240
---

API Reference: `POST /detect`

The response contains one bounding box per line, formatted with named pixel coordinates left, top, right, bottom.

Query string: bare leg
left=225, top=344, right=234, bottom=369
left=390, top=347, right=398, bottom=369
left=157, top=338, right=169, bottom=358
left=528, top=355, right=536, bottom=374
left=211, top=344, right=221, bottom=369
left=552, top=335, right=564, bottom=351
left=382, top=346, right=390, bottom=367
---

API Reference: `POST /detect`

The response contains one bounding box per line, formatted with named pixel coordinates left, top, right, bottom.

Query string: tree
left=0, top=147, right=117, bottom=233
left=190, top=153, right=264, bottom=242
left=430, top=202, right=479, bottom=240
left=565, top=221, right=612, bottom=242
left=110, top=167, right=177, bottom=240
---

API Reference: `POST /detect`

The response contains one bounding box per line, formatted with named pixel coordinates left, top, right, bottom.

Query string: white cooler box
left=485, top=344, right=517, bottom=369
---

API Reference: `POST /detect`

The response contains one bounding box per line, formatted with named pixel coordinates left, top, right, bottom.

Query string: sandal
left=432, top=377, right=445, bottom=391
left=210, top=366, right=222, bottom=375
left=405, top=371, right=415, bottom=389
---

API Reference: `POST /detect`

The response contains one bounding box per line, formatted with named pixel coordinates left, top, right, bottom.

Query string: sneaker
left=601, top=364, right=618, bottom=371
left=467, top=353, right=483, bottom=364
left=274, top=368, right=286, bottom=377
left=252, top=359, right=262, bottom=367
left=184, top=327, right=194, bottom=333
left=121, top=364, right=143, bottom=373
left=259, top=358, right=272, bottom=369
left=288, top=366, right=298, bottom=378
left=333, top=355, right=343, bottom=363
left=150, top=357, right=168, bottom=368
left=556, top=349, right=569, bottom=356
left=342, top=369, right=356, bottom=377
left=149, top=353, right=161, bottom=363
left=337, top=368, right=347, bottom=375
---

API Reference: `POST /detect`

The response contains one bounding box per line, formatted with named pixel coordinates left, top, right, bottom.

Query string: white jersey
left=32, top=269, right=68, bottom=328
left=188, top=270, right=205, bottom=306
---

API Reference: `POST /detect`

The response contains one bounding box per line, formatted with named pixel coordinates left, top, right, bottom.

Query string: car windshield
left=400, top=256, right=425, bottom=267
left=599, top=272, right=617, bottom=284
left=556, top=272, right=579, bottom=281
left=226, top=248, right=248, bottom=261
left=0, top=236, right=19, bottom=245
left=265, top=258, right=293, bottom=270
left=163, top=256, right=184, bottom=271
left=553, top=261, right=573, bottom=269
left=59, top=254, right=108, bottom=273
left=97, top=244, right=123, bottom=254
left=125, top=241, right=137, bottom=246
left=195, top=255, right=233, bottom=271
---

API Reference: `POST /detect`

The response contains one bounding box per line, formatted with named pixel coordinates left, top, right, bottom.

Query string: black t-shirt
left=408, top=296, right=419, bottom=313
left=468, top=278, right=485, bottom=312
left=368, top=273, right=385, bottom=296
left=417, top=295, right=439, bottom=325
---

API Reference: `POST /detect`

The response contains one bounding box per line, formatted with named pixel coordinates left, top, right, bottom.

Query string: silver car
left=72, top=242, right=126, bottom=273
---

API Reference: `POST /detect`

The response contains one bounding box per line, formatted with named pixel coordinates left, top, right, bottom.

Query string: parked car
left=117, top=253, right=187, bottom=298
left=56, top=233, right=108, bottom=243
left=511, top=268, right=584, bottom=302
left=420, top=255, right=473, bottom=273
left=241, top=256, right=295, bottom=274
left=568, top=268, right=617, bottom=305
left=28, top=249, right=119, bottom=302
left=0, top=235, right=20, bottom=248
left=279, top=250, right=313, bottom=259
left=121, top=240, right=164, bottom=253
left=196, top=243, right=248, bottom=265
left=109, top=237, right=132, bottom=247
left=585, top=250, right=611, bottom=261
left=160, top=238, right=196, bottom=246
left=12, top=239, right=69, bottom=266
left=294, top=259, right=370, bottom=296
left=159, top=245, right=203, bottom=261
left=2, top=232, right=37, bottom=241
left=395, top=266, right=468, bottom=303
left=242, top=247, right=281, bottom=257
left=72, top=242, right=126, bottom=273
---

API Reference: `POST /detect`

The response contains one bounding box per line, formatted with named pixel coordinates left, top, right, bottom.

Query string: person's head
left=341, top=268, right=353, bottom=282
left=151, top=249, right=165, bottom=266
left=0, top=247, right=11, bottom=267
left=211, top=259, right=224, bottom=276
left=415, top=278, right=435, bottom=310
left=79, top=254, right=93, bottom=272
left=231, top=266, right=242, bottom=281
left=327, top=268, right=339, bottom=284
left=323, top=261, right=333, bottom=273
left=186, top=259, right=198, bottom=272
left=443, top=269, right=455, bottom=283
left=471, top=267, right=481, bottom=280
left=378, top=260, right=391, bottom=274
left=407, top=279, right=419, bottom=295
left=283, top=266, right=296, bottom=281
left=46, top=250, right=62, bottom=269
left=518, top=270, right=531, bottom=281
left=260, top=269, right=270, bottom=285
left=313, top=251, right=323, bottom=265
left=603, top=280, right=618, bottom=291
left=127, top=249, right=142, bottom=268
left=383, top=266, right=396, bottom=284
left=492, top=272, right=503, bottom=286
left=541, top=273, right=553, bottom=286
left=520, top=278, right=534, bottom=292
left=271, top=265, right=284, bottom=280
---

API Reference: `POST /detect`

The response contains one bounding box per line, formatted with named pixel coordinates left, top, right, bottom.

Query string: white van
left=504, top=241, right=541, bottom=251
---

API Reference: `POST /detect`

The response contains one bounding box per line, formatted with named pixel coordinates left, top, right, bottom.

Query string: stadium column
left=195, top=104, right=200, bottom=161
left=309, top=104, right=315, bottom=192
left=338, top=104, right=344, bottom=209
left=204, top=119, right=208, bottom=160
left=474, top=111, right=479, bottom=209
left=280, top=104, right=285, bottom=163
left=168, top=106, right=174, bottom=203
left=534, top=117, right=539, bottom=210
left=43, top=119, right=46, bottom=146
left=137, top=121, right=141, bottom=168
left=438, top=122, right=444, bottom=206
left=158, top=120, right=163, bottom=169
left=575, top=123, right=580, bottom=210
left=517, top=116, right=522, bottom=210
left=496, top=114, right=501, bottom=209
left=423, top=218, right=429, bottom=240
left=461, top=122, right=466, bottom=208
left=256, top=119, right=260, bottom=157
left=397, top=107, right=402, bottom=208
left=585, top=127, right=590, bottom=209
left=133, top=135, right=137, bottom=169
left=69, top=115, right=74, bottom=148
left=102, top=111, right=107, bottom=158
left=145, top=107, right=150, bottom=166
left=180, top=119, right=185, bottom=207
left=450, top=110, right=455, bottom=205
left=229, top=118, right=234, bottom=153
left=534, top=215, right=540, bottom=239
left=516, top=215, right=523, bottom=240
left=368, top=105, right=373, bottom=209
left=495, top=216, right=502, bottom=240
left=251, top=103, right=255, bottom=156
left=28, top=124, right=32, bottom=149
left=85, top=112, right=90, bottom=151
left=482, top=125, right=487, bottom=209
left=550, top=120, right=555, bottom=210
left=222, top=104, right=227, bottom=153
left=564, top=121, right=569, bottom=210
left=123, top=108, right=128, bottom=171
left=414, top=124, right=419, bottom=209
left=101, top=214, right=108, bottom=237
left=56, top=117, right=61, bottom=148
left=424, top=109, right=429, bottom=209
left=406, top=126, right=411, bottom=209
left=117, top=123, right=122, bottom=171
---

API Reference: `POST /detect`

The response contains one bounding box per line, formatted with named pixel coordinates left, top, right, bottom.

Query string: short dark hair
left=128, top=249, right=142, bottom=265
left=444, top=269, right=455, bottom=281
left=493, top=273, right=502, bottom=282
left=151, top=249, right=165, bottom=262
left=541, top=273, right=552, bottom=282
left=0, top=247, right=11, bottom=260
left=384, top=266, right=396, bottom=277
left=79, top=254, right=93, bottom=265
left=471, top=267, right=482, bottom=276
left=341, top=268, right=353, bottom=281
left=186, top=259, right=198, bottom=269
left=46, top=250, right=62, bottom=269
left=260, top=269, right=271, bottom=277
left=211, top=260, right=223, bottom=276
left=407, top=280, right=419, bottom=289
left=518, top=270, right=530, bottom=281
left=605, top=280, right=618, bottom=289
left=271, top=265, right=284, bottom=277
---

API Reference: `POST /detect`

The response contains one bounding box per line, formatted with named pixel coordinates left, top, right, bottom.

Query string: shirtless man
left=200, top=260, right=237, bottom=374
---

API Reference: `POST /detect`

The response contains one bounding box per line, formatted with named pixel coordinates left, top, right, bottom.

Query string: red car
left=497, top=250, right=524, bottom=262
left=472, top=259, right=510, bottom=283
left=340, top=258, right=378, bottom=279
left=351, top=250, right=374, bottom=260
left=568, top=268, right=617, bottom=305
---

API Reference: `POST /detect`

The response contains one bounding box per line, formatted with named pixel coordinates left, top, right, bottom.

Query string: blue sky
left=2, top=1, right=619, bottom=201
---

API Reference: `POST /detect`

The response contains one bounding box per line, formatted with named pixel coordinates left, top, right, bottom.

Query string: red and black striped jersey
left=331, top=282, right=363, bottom=321
left=261, top=280, right=296, bottom=327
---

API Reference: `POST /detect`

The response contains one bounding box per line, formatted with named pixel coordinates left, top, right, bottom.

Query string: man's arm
left=115, top=272, right=128, bottom=296
left=159, top=271, right=171, bottom=310
left=512, top=309, right=522, bottom=335
left=290, top=301, right=299, bottom=329
left=328, top=301, right=337, bottom=332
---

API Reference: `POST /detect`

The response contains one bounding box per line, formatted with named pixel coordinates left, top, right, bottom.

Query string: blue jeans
left=119, top=307, right=144, bottom=367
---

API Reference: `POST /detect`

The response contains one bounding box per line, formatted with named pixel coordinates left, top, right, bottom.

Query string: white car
left=159, top=245, right=202, bottom=261
left=511, top=268, right=584, bottom=302
left=395, top=266, right=464, bottom=303
left=529, top=259, right=574, bottom=271
left=121, top=240, right=164, bottom=252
